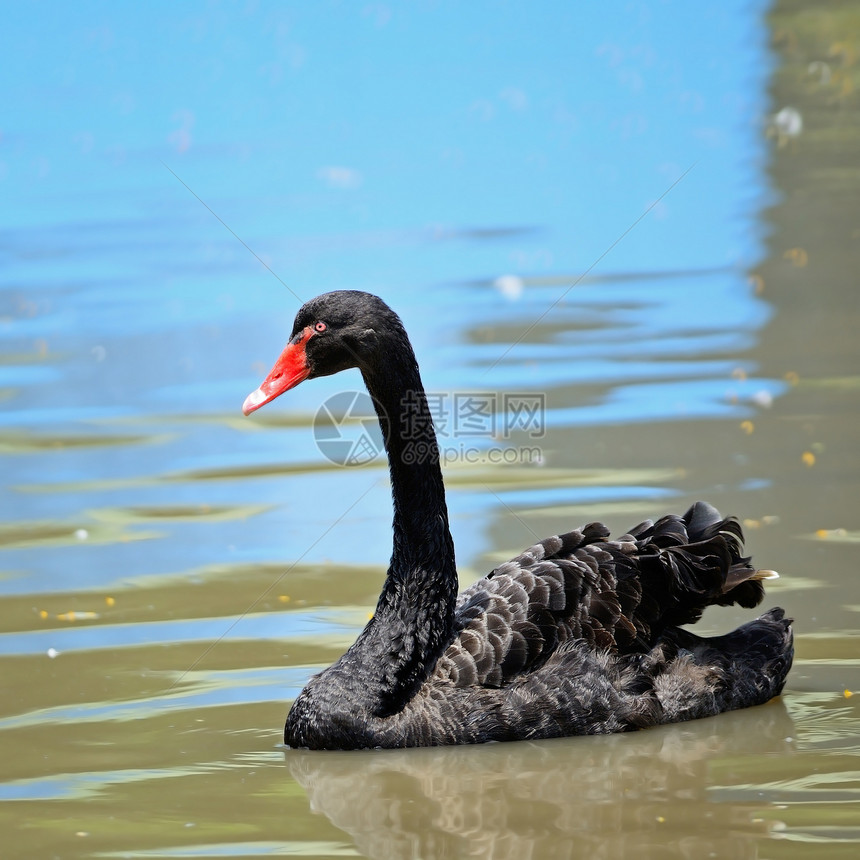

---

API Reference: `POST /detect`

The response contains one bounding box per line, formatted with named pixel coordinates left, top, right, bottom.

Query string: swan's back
left=433, top=502, right=776, bottom=691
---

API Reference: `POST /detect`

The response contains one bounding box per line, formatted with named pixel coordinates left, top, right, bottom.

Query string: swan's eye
left=314, top=321, right=327, bottom=333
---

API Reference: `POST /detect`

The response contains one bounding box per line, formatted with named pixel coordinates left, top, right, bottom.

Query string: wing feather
left=433, top=503, right=766, bottom=690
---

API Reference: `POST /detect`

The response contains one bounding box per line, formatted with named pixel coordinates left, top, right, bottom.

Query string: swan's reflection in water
left=286, top=701, right=795, bottom=859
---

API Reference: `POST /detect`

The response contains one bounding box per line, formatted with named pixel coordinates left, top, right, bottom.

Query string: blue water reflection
left=2, top=0, right=776, bottom=601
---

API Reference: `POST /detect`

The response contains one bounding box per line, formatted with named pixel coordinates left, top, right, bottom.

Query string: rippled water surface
left=2, top=2, right=859, bottom=857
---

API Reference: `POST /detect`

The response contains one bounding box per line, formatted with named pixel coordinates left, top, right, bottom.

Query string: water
left=2, top=1, right=859, bottom=857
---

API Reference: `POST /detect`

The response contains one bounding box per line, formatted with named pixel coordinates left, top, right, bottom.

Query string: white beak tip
left=242, top=387, right=268, bottom=416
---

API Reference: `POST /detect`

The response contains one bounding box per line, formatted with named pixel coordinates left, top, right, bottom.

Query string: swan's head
left=242, top=290, right=405, bottom=415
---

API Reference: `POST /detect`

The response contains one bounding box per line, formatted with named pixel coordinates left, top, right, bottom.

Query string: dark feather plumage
left=245, top=291, right=794, bottom=750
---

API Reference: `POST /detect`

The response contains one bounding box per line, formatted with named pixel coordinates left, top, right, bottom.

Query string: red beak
left=242, top=328, right=313, bottom=415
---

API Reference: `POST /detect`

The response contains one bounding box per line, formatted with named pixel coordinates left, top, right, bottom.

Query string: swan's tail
left=645, top=608, right=794, bottom=723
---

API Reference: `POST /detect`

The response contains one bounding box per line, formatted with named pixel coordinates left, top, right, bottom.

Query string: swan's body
left=243, top=290, right=793, bottom=750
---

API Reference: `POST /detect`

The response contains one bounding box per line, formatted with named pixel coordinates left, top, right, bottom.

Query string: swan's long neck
left=349, top=338, right=458, bottom=715
left=371, top=356, right=453, bottom=575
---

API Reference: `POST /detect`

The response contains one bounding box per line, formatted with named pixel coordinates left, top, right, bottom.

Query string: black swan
left=242, top=290, right=793, bottom=750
